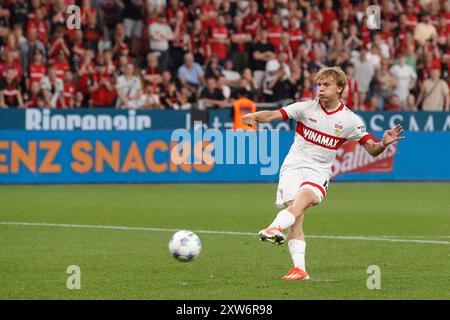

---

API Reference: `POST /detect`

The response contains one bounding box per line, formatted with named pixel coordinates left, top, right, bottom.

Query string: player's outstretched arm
left=362, top=124, right=405, bottom=157
left=242, top=110, right=283, bottom=126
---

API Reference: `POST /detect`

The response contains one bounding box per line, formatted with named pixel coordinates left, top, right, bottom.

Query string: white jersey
left=278, top=99, right=375, bottom=177
left=116, top=75, right=142, bottom=109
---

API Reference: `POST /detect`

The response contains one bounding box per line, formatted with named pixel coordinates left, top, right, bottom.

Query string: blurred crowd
left=0, top=0, right=449, bottom=111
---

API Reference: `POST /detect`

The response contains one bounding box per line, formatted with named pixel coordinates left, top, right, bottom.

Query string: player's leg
left=258, top=168, right=300, bottom=244
left=282, top=173, right=328, bottom=280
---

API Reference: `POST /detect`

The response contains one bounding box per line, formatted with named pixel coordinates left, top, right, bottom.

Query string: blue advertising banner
left=358, top=111, right=450, bottom=132
left=1, top=108, right=449, bottom=132
left=0, top=130, right=449, bottom=183
left=0, top=109, right=191, bottom=130
left=207, top=109, right=450, bottom=132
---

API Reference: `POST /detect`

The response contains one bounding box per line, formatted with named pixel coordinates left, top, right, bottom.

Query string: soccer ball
left=168, top=230, right=202, bottom=262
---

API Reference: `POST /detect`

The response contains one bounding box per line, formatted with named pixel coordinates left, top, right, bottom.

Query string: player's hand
left=382, top=124, right=405, bottom=146
left=242, top=113, right=257, bottom=127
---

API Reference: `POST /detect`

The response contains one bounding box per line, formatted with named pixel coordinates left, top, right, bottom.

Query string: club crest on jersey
left=334, top=123, right=344, bottom=135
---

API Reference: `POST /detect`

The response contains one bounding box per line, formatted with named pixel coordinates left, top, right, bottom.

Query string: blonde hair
left=314, top=66, right=348, bottom=97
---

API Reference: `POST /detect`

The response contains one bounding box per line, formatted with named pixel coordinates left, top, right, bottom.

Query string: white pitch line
left=0, top=221, right=450, bottom=245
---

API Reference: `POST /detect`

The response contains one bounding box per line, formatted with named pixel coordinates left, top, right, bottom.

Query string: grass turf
left=0, top=183, right=449, bottom=300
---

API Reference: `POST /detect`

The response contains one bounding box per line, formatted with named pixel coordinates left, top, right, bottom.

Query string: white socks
left=268, top=210, right=306, bottom=270
left=288, top=239, right=306, bottom=271
left=269, top=209, right=296, bottom=230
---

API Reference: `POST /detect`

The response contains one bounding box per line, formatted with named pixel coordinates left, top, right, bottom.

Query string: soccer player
left=242, top=67, right=404, bottom=281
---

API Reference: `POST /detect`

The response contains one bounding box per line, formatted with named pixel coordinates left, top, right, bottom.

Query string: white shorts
left=275, top=166, right=330, bottom=208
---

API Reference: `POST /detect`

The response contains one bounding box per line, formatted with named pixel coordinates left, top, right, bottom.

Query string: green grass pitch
left=0, top=183, right=449, bottom=300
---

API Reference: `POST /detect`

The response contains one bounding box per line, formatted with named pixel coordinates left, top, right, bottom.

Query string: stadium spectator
left=100, top=0, right=124, bottom=39
left=262, top=55, right=292, bottom=102
left=148, top=12, right=174, bottom=71
left=222, top=59, right=241, bottom=86
left=90, top=63, right=115, bottom=108
left=390, top=55, right=418, bottom=109
left=23, top=81, right=45, bottom=108
left=26, top=6, right=47, bottom=44
left=243, top=1, right=261, bottom=36
left=239, top=67, right=257, bottom=99
left=120, top=0, right=143, bottom=56
left=416, top=67, right=449, bottom=111
left=267, top=14, right=284, bottom=49
left=362, top=96, right=379, bottom=112
left=406, top=94, right=418, bottom=111
left=111, top=23, right=128, bottom=59
left=62, top=70, right=76, bottom=109
left=142, top=53, right=163, bottom=91
left=103, top=50, right=116, bottom=76
left=2, top=31, right=20, bottom=63
left=190, top=19, right=208, bottom=65
left=49, top=0, right=66, bottom=35
left=159, top=81, right=178, bottom=109
left=384, top=94, right=402, bottom=112
left=80, top=0, right=97, bottom=28
left=8, top=0, right=29, bottom=30
left=77, top=49, right=96, bottom=105
left=115, top=62, right=142, bottom=109
left=40, top=65, right=64, bottom=109
left=169, top=9, right=190, bottom=74
left=208, top=15, right=230, bottom=63
left=71, top=30, right=86, bottom=70
left=307, top=46, right=327, bottom=74
left=232, top=78, right=254, bottom=101
left=204, top=54, right=223, bottom=79
left=277, top=32, right=294, bottom=62
left=327, top=33, right=345, bottom=67
left=19, top=28, right=45, bottom=74
left=74, top=91, right=85, bottom=108
left=250, top=29, right=276, bottom=89
left=217, top=75, right=231, bottom=101
left=197, top=0, right=218, bottom=31
left=299, top=77, right=314, bottom=101
left=320, top=0, right=337, bottom=36
left=52, top=50, right=70, bottom=81
left=282, top=59, right=302, bottom=101
left=1, top=51, right=23, bottom=83
left=12, top=24, right=26, bottom=54
left=366, top=44, right=382, bottom=72
left=171, top=86, right=192, bottom=110
left=27, top=49, right=46, bottom=89
left=230, top=15, right=252, bottom=73
left=351, top=46, right=374, bottom=107
left=343, top=63, right=359, bottom=110
left=288, top=17, right=303, bottom=59
left=414, top=13, right=438, bottom=46
left=345, top=24, right=363, bottom=52
left=198, top=76, right=226, bottom=109
left=83, top=9, right=103, bottom=52
left=235, top=1, right=250, bottom=18
left=372, top=60, right=397, bottom=110
left=417, top=50, right=441, bottom=82
left=177, top=52, right=204, bottom=96
left=159, top=69, right=174, bottom=91
left=0, top=68, right=24, bottom=108
left=369, top=32, right=391, bottom=60
left=139, top=85, right=162, bottom=109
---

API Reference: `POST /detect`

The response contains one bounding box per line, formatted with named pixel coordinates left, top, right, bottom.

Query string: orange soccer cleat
left=281, top=267, right=310, bottom=281
left=258, top=226, right=286, bottom=245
